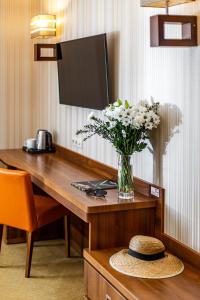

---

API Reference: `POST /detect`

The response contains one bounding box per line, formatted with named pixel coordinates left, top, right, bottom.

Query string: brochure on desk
left=71, top=179, right=117, bottom=191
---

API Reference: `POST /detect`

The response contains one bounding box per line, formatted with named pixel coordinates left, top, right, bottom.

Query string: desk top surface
left=0, top=148, right=157, bottom=220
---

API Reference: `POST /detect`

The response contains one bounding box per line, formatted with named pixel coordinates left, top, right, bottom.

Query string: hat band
left=128, top=248, right=165, bottom=261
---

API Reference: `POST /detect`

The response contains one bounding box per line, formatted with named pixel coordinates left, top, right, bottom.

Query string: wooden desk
left=2, top=147, right=200, bottom=300
left=0, top=146, right=164, bottom=251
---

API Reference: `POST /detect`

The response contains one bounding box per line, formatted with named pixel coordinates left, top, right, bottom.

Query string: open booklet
left=71, top=179, right=117, bottom=192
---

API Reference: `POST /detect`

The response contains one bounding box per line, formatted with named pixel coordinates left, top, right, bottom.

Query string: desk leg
left=88, top=208, right=155, bottom=251
left=64, top=215, right=71, bottom=257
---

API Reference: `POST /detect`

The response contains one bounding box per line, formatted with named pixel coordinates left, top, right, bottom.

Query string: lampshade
left=30, top=15, right=56, bottom=39
left=141, top=0, right=195, bottom=8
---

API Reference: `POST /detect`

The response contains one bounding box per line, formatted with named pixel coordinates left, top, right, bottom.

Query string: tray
left=22, top=146, right=56, bottom=154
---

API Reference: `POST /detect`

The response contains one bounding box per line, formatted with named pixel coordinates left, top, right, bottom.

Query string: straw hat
left=109, top=235, right=184, bottom=279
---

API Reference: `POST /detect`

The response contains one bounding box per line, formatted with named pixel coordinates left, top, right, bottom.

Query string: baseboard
left=161, top=233, right=200, bottom=269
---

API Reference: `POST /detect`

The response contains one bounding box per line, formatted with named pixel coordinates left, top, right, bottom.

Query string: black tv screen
left=57, top=34, right=110, bottom=110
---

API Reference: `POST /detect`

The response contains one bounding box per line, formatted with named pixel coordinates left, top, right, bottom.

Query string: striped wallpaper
left=1, top=0, right=200, bottom=252
left=0, top=0, right=32, bottom=148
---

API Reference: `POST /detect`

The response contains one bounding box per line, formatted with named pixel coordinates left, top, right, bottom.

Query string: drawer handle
left=106, top=295, right=112, bottom=300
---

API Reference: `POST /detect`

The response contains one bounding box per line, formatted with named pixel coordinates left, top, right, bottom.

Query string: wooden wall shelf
left=150, top=15, right=197, bottom=47
left=34, top=44, right=57, bottom=61
left=141, top=0, right=196, bottom=8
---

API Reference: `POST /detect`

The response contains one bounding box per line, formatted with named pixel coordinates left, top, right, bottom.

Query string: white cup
left=26, top=138, right=37, bottom=149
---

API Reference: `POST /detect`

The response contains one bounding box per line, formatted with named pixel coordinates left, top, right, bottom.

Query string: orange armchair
left=0, top=168, right=70, bottom=278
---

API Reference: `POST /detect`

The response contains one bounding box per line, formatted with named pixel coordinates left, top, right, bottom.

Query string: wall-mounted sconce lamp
left=31, top=15, right=57, bottom=61
left=141, top=0, right=197, bottom=47
left=30, top=14, right=56, bottom=39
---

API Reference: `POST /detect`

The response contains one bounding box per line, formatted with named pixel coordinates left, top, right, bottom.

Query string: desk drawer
left=84, top=261, right=126, bottom=300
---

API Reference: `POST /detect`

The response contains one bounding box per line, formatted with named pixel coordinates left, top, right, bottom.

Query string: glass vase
left=118, top=154, right=134, bottom=199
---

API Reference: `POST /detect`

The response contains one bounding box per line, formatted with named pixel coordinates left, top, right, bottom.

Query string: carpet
left=0, top=240, right=84, bottom=300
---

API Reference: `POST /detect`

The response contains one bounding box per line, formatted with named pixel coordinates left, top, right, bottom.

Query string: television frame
left=56, top=33, right=111, bottom=110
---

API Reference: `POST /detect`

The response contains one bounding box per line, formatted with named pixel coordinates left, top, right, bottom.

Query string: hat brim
left=109, top=249, right=184, bottom=279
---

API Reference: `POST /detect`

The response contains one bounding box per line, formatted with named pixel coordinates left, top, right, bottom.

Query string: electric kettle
left=36, top=130, right=53, bottom=150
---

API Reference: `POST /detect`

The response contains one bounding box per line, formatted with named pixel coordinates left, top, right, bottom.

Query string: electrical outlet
left=150, top=186, right=160, bottom=198
left=72, top=136, right=83, bottom=149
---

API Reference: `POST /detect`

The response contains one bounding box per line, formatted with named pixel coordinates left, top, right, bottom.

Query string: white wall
left=0, top=0, right=32, bottom=148
left=1, top=0, right=199, bottom=252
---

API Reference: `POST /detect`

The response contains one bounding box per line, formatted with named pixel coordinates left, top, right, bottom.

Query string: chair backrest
left=0, top=168, right=37, bottom=232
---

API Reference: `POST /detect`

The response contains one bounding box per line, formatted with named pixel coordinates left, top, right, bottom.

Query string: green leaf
left=124, top=100, right=129, bottom=109
left=117, top=99, right=122, bottom=106
left=138, top=142, right=147, bottom=151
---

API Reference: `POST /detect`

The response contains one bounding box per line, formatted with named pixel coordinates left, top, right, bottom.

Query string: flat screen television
left=57, top=34, right=110, bottom=110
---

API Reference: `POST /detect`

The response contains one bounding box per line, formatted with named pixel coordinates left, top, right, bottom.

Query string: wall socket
left=72, top=136, right=83, bottom=149
left=150, top=186, right=160, bottom=198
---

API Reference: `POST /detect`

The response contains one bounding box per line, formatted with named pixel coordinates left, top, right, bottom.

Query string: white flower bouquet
left=77, top=99, right=160, bottom=156
left=77, top=99, right=160, bottom=199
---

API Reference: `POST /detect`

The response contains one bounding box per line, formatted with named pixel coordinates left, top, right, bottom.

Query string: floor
left=0, top=240, right=84, bottom=300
